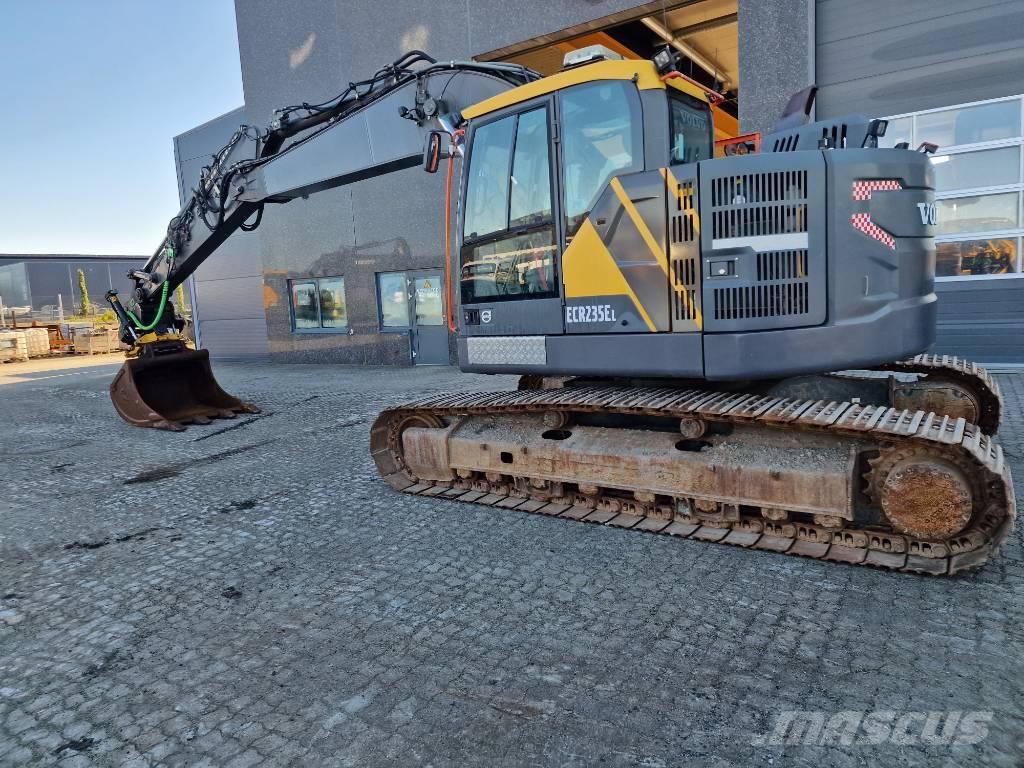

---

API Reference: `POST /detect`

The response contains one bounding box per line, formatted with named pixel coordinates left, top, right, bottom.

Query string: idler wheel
left=879, top=457, right=973, bottom=539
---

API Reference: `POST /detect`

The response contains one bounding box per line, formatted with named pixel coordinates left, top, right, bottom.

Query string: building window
left=317, top=277, right=347, bottom=328
left=289, top=276, right=347, bottom=331
left=883, top=95, right=1024, bottom=280
left=377, top=272, right=410, bottom=328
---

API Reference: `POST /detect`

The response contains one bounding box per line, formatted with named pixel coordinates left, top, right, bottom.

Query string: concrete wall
left=737, top=0, right=815, bottom=135
left=174, top=108, right=270, bottom=360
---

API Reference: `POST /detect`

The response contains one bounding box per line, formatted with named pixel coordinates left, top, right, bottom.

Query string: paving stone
left=0, top=362, right=1021, bottom=766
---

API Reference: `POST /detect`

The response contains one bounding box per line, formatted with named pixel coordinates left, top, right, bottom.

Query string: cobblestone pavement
left=1, top=359, right=1022, bottom=767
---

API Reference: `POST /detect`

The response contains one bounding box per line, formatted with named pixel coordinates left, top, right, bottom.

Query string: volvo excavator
left=106, top=47, right=1013, bottom=575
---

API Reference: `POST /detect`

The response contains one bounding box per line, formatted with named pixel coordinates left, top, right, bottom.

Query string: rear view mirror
left=423, top=131, right=444, bottom=174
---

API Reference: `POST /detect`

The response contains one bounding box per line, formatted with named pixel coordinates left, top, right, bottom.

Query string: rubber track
left=868, top=354, right=1002, bottom=435
left=370, top=386, right=1015, bottom=575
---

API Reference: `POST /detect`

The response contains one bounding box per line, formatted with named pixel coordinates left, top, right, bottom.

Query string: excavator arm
left=105, top=51, right=538, bottom=429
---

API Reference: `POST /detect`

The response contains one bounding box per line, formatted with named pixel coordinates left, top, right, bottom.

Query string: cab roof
left=461, top=59, right=711, bottom=121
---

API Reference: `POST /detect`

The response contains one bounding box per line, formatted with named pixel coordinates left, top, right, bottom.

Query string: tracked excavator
left=107, top=47, right=1013, bottom=575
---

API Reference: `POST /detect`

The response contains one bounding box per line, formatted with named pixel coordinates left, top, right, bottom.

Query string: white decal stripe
left=711, top=233, right=810, bottom=252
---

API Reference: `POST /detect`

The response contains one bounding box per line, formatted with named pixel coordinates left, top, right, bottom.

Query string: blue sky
left=0, top=0, right=243, bottom=255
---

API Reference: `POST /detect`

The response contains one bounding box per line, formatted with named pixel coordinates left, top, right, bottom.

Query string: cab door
left=458, top=97, right=563, bottom=337
left=556, top=79, right=668, bottom=334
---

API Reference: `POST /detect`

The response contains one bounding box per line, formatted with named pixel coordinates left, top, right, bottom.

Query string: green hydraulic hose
left=125, top=282, right=169, bottom=331
left=125, top=246, right=173, bottom=331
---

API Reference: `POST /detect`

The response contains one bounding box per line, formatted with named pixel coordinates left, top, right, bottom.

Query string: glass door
left=376, top=270, right=448, bottom=365
left=410, top=271, right=448, bottom=365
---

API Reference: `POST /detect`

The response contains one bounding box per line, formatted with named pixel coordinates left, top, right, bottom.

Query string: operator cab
left=455, top=51, right=714, bottom=335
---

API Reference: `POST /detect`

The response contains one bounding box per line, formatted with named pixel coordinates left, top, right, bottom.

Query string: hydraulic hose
left=125, top=282, right=169, bottom=331
left=124, top=246, right=174, bottom=331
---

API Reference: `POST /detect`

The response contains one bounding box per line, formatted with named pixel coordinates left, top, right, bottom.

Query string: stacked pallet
left=24, top=328, right=50, bottom=357
left=0, top=330, right=29, bottom=362
left=73, top=327, right=119, bottom=354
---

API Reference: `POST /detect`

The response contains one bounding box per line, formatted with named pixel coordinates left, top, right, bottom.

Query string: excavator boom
left=130, top=52, right=537, bottom=300
left=106, top=52, right=537, bottom=429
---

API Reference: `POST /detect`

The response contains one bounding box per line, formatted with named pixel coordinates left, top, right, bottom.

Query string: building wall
left=935, top=280, right=1024, bottom=364
left=231, top=0, right=669, bottom=363
left=0, top=255, right=145, bottom=319
left=180, top=1, right=1023, bottom=366
left=811, top=0, right=1024, bottom=365
left=814, top=0, right=1024, bottom=119
left=173, top=108, right=270, bottom=360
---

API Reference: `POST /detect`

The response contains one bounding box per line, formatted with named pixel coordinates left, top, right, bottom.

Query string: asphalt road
left=1, top=358, right=1021, bottom=767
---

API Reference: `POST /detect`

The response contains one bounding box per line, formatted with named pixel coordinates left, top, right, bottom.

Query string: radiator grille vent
left=710, top=171, right=808, bottom=239
left=711, top=171, right=807, bottom=206
left=713, top=283, right=809, bottom=321
left=756, top=250, right=808, bottom=282
left=772, top=134, right=800, bottom=152
left=702, top=156, right=824, bottom=331
left=671, top=257, right=698, bottom=321
left=822, top=123, right=851, bottom=148
left=670, top=181, right=696, bottom=244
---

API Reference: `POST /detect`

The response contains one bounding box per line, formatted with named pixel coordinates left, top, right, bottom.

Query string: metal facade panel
left=197, top=318, right=271, bottom=360
left=815, top=0, right=1024, bottom=117
left=175, top=109, right=269, bottom=358
left=193, top=275, right=266, bottom=322
left=174, top=107, right=247, bottom=207
left=934, top=280, right=1024, bottom=363
left=816, top=0, right=1019, bottom=44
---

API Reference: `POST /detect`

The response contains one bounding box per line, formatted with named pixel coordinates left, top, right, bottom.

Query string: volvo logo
left=916, top=202, right=938, bottom=226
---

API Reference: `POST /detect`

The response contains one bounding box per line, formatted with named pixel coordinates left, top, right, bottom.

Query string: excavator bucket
left=110, top=347, right=259, bottom=431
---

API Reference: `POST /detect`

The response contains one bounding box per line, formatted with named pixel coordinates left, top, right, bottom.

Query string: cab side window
left=463, top=115, right=515, bottom=240
left=559, top=80, right=643, bottom=237
left=509, top=108, right=552, bottom=228
left=669, top=93, right=712, bottom=164
left=461, top=106, right=557, bottom=305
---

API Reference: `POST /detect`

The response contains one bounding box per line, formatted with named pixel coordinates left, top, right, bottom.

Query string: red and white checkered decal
left=851, top=212, right=896, bottom=249
left=852, top=179, right=902, bottom=201
left=850, top=179, right=903, bottom=248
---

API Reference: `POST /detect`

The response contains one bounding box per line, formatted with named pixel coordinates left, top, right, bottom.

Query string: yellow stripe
left=662, top=167, right=700, bottom=235
left=562, top=219, right=656, bottom=332
left=609, top=177, right=668, bottom=275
